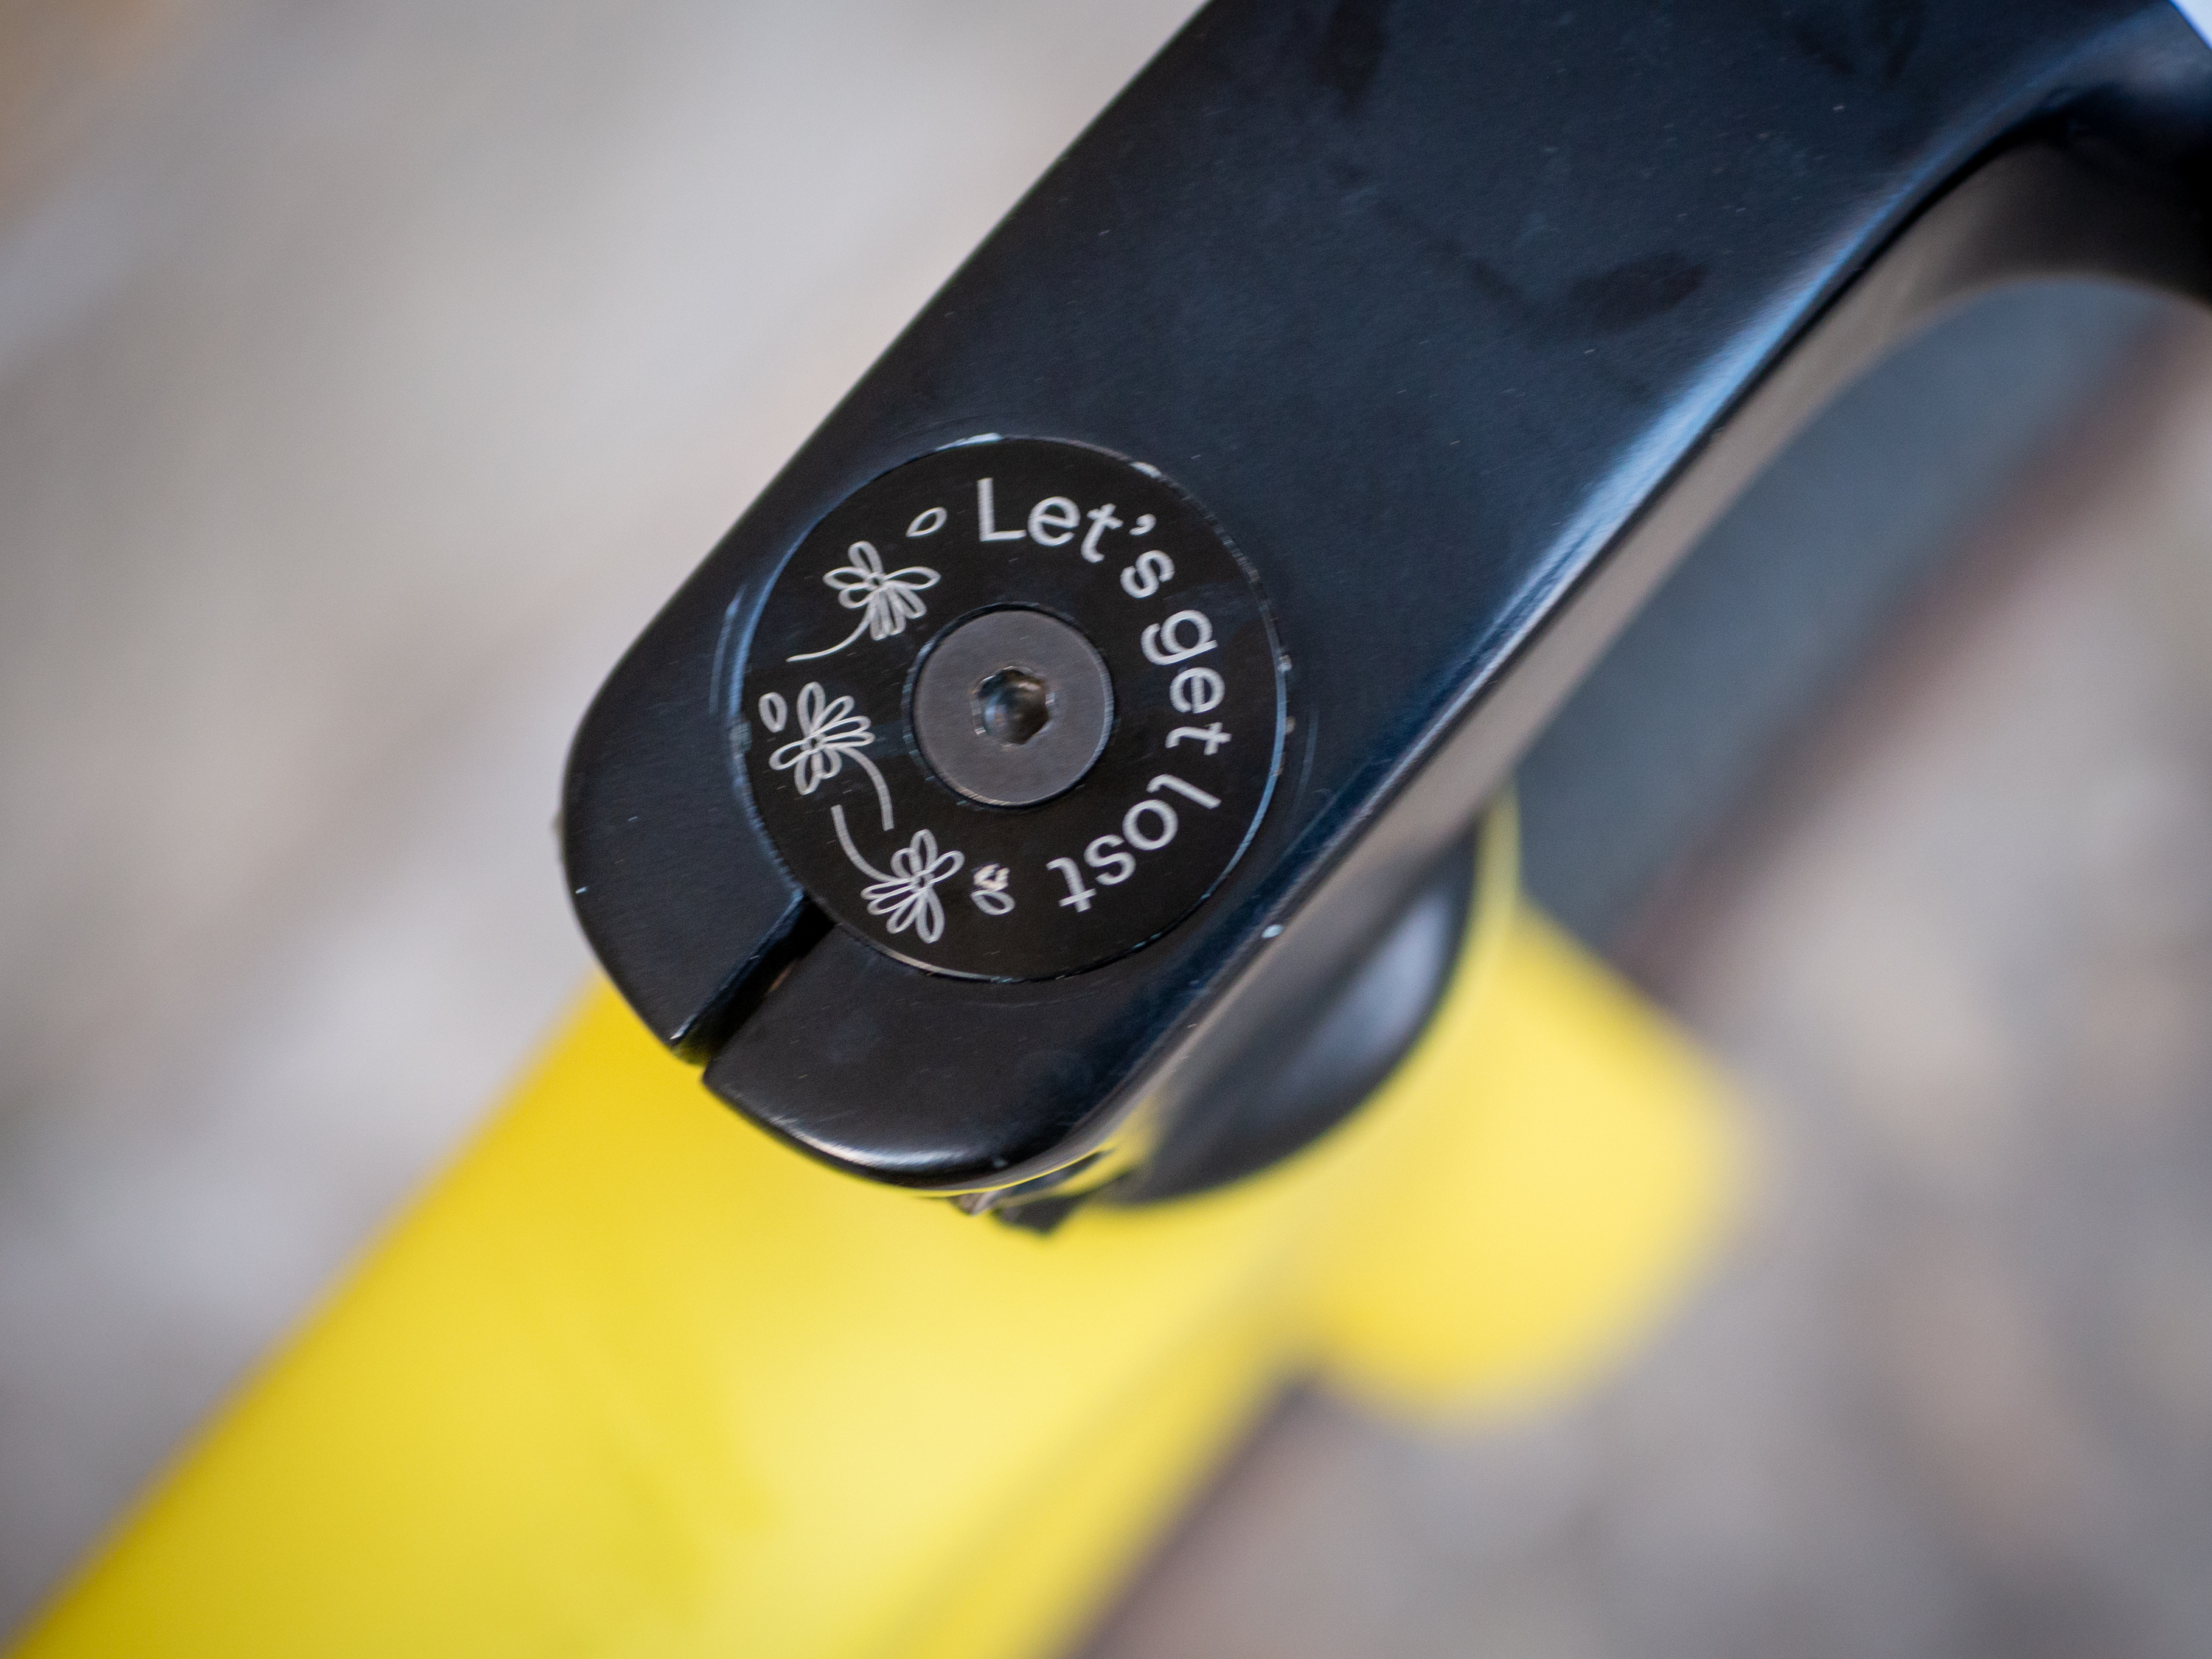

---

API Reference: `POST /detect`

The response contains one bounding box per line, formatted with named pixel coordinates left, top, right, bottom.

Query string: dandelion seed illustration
left=787, top=540, right=940, bottom=662
left=970, top=864, right=1015, bottom=917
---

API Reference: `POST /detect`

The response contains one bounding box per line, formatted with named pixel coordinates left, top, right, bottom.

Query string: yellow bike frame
left=13, top=804, right=1738, bottom=1658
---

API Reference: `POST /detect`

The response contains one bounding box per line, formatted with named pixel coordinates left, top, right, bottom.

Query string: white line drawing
left=787, top=540, right=941, bottom=661
left=757, top=691, right=788, bottom=733
left=970, top=863, right=1015, bottom=916
left=768, top=681, right=894, bottom=830
left=907, top=507, right=947, bottom=538
left=1129, top=513, right=1157, bottom=537
left=832, top=808, right=964, bottom=944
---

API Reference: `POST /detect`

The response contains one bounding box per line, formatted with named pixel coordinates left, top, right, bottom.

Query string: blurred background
left=3, top=2, right=2211, bottom=1654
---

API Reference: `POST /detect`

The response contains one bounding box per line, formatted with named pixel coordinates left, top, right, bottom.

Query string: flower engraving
left=787, top=540, right=941, bottom=662
left=768, top=681, right=869, bottom=793
left=970, top=863, right=1014, bottom=917
left=863, top=830, right=964, bottom=943
left=768, top=681, right=893, bottom=830
left=833, top=807, right=964, bottom=945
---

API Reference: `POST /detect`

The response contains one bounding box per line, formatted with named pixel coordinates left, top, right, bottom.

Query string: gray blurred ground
left=4, top=4, right=2212, bottom=1654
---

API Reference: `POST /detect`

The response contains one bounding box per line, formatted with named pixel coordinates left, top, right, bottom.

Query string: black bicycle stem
left=563, top=0, right=2212, bottom=1214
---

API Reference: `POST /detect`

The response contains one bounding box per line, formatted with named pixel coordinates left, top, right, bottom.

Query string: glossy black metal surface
left=1124, top=826, right=1479, bottom=1203
left=1519, top=279, right=2171, bottom=948
left=565, top=0, right=2212, bottom=1195
left=736, top=439, right=1284, bottom=983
